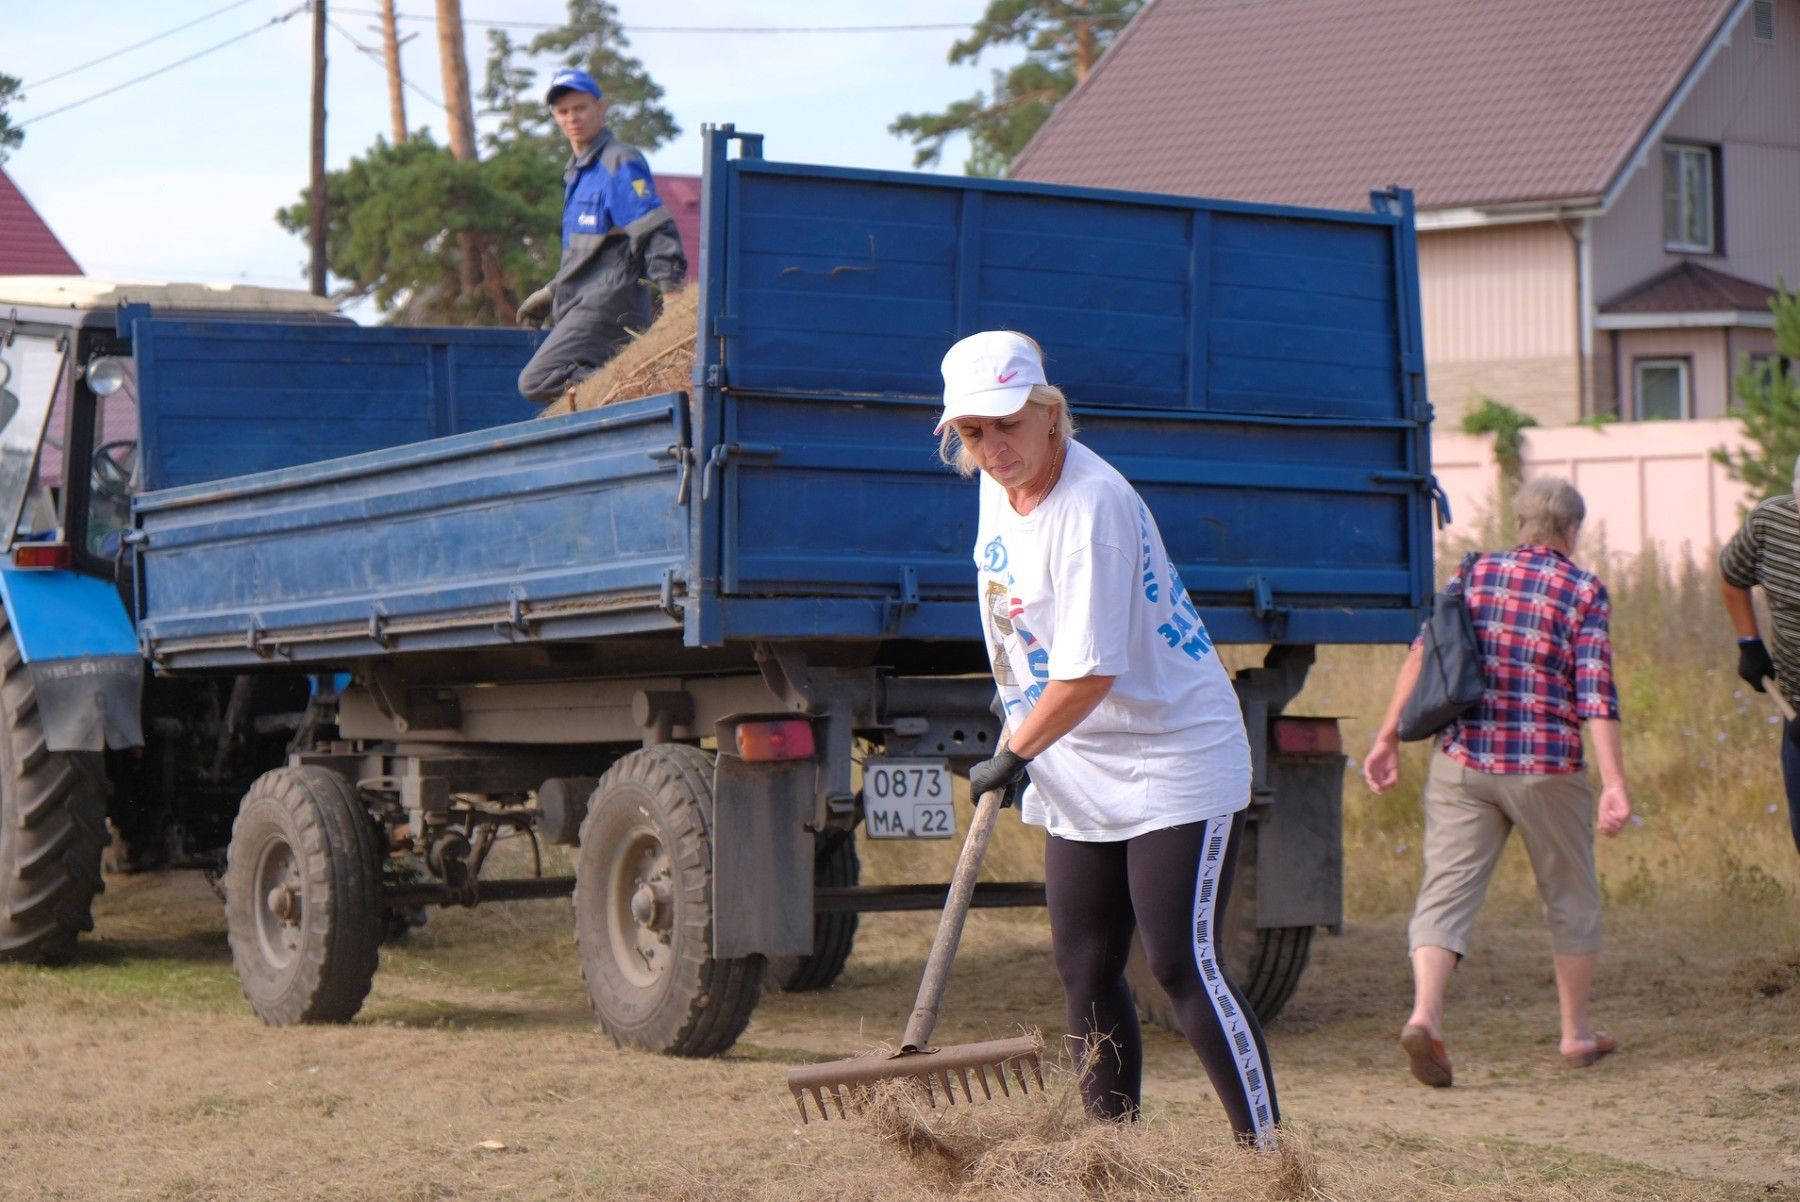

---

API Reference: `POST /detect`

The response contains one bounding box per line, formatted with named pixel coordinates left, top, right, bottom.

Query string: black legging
left=1044, top=811, right=1279, bottom=1145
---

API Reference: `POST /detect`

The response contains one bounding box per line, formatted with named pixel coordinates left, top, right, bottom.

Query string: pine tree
left=276, top=0, right=673, bottom=324
left=0, top=73, right=25, bottom=164
left=1716, top=286, right=1800, bottom=501
left=890, top=0, right=1143, bottom=175
left=526, top=0, right=678, bottom=153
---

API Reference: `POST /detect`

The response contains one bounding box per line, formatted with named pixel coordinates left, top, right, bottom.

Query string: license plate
left=862, top=759, right=955, bottom=839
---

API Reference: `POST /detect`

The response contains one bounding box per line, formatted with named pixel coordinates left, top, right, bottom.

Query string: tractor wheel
left=768, top=829, right=859, bottom=992
left=1127, top=819, right=1313, bottom=1029
left=574, top=745, right=764, bottom=1057
left=0, top=620, right=109, bottom=966
left=224, top=766, right=384, bottom=1025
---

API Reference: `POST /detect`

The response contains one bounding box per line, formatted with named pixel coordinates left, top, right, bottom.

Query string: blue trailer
left=0, top=127, right=1439, bottom=1054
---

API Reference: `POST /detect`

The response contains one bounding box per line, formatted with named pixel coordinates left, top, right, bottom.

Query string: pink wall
left=1434, top=418, right=1756, bottom=566
left=1418, top=222, right=1581, bottom=424
left=1608, top=327, right=1764, bottom=419
left=1418, top=223, right=1575, bottom=360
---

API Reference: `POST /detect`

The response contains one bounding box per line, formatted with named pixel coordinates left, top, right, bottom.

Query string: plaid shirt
left=1438, top=545, right=1619, bottom=775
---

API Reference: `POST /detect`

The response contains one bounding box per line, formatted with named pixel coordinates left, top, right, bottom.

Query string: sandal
left=1401, top=1023, right=1453, bottom=1088
left=1561, top=1032, right=1617, bottom=1068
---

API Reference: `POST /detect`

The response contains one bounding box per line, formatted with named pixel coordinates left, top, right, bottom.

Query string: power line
left=325, top=14, right=445, bottom=110
left=19, top=5, right=308, bottom=129
left=330, top=8, right=1010, bottom=34
left=25, top=0, right=264, bottom=90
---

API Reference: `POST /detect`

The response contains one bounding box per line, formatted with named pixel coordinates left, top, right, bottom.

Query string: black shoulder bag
left=1397, top=551, right=1485, bottom=742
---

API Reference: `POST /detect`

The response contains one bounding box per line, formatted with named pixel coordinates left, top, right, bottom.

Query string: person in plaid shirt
left=1362, top=477, right=1633, bottom=1088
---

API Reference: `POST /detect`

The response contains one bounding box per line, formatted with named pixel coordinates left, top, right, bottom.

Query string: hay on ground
left=851, top=1039, right=1320, bottom=1201
left=542, top=285, right=700, bottom=417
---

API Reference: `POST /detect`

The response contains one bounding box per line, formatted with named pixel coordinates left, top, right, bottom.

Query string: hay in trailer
left=542, top=285, right=700, bottom=417
left=851, top=1041, right=1321, bottom=1201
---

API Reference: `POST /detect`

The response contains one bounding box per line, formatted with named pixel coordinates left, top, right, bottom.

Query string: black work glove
left=1737, top=637, right=1775, bottom=692
left=967, top=748, right=1031, bottom=809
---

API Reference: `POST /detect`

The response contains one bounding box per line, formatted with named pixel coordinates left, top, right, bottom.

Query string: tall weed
left=866, top=497, right=1800, bottom=928
left=1318, top=511, right=1798, bottom=922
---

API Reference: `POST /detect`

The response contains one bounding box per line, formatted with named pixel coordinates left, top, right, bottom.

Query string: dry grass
left=541, top=286, right=699, bottom=417
left=4, top=503, right=1799, bottom=1199
left=849, top=1046, right=1319, bottom=1200
left=3, top=866, right=1796, bottom=1201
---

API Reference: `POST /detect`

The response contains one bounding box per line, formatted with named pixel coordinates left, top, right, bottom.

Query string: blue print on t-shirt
left=1156, top=565, right=1215, bottom=661
left=1138, top=505, right=1160, bottom=602
left=982, top=536, right=1008, bottom=574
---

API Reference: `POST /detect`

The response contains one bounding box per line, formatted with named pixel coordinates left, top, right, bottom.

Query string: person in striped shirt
left=1363, top=477, right=1633, bottom=1087
left=1719, top=456, right=1800, bottom=858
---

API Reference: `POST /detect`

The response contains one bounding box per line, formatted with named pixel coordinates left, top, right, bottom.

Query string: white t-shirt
left=974, top=439, right=1251, bottom=842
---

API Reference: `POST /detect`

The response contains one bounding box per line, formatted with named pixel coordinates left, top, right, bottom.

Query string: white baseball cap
left=934, top=330, right=1046, bottom=434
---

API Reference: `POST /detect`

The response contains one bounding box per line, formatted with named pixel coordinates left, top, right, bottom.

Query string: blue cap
left=545, top=68, right=602, bottom=104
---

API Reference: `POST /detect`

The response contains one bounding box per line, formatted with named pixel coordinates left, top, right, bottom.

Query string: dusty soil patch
left=1, top=868, right=1795, bottom=1201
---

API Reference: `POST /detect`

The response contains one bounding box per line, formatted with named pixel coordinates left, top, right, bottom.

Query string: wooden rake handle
left=1763, top=676, right=1798, bottom=722
left=899, top=740, right=1012, bottom=1053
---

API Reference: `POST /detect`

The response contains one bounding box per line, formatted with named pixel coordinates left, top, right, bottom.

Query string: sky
left=3, top=1, right=1008, bottom=294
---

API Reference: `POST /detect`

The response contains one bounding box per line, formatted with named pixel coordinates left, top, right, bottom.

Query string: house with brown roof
left=0, top=167, right=80, bottom=276
left=1011, top=0, right=1799, bottom=426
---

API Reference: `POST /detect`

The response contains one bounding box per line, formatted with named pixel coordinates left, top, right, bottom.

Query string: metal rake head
left=786, top=1035, right=1044, bottom=1124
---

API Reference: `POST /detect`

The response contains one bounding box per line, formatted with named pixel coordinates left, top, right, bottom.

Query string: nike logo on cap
left=997, top=371, right=1018, bottom=383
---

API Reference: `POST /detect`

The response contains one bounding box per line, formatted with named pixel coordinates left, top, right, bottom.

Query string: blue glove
left=967, top=748, right=1030, bottom=809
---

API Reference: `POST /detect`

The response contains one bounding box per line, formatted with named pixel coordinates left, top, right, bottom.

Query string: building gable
left=1012, top=0, right=1741, bottom=214
left=0, top=168, right=80, bottom=276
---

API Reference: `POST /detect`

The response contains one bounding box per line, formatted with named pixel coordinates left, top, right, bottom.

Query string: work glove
left=967, top=748, right=1031, bottom=809
left=1737, top=636, right=1775, bottom=692
left=516, top=285, right=553, bottom=327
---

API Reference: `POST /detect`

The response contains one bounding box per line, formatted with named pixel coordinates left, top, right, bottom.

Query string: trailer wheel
left=574, top=745, right=764, bottom=1057
left=1127, top=820, right=1313, bottom=1028
left=768, top=830, right=859, bottom=992
left=224, top=766, right=384, bottom=1025
left=0, top=622, right=110, bottom=966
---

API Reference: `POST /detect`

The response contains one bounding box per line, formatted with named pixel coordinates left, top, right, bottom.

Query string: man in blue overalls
left=516, top=67, right=687, bottom=404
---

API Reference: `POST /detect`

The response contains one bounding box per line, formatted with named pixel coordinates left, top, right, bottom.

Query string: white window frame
left=1662, top=144, right=1716, bottom=254
left=1634, top=357, right=1691, bottom=421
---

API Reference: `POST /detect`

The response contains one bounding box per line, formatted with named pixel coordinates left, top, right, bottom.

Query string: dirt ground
left=1, top=865, right=1796, bottom=1201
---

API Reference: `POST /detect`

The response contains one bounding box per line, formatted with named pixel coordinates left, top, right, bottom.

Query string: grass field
left=3, top=551, right=1799, bottom=1200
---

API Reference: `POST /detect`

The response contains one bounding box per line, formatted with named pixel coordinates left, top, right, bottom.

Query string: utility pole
left=434, top=0, right=478, bottom=162
left=433, top=0, right=481, bottom=305
left=380, top=0, right=406, bottom=144
left=308, top=0, right=328, bottom=296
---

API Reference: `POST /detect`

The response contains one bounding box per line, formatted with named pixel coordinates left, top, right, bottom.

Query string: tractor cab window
left=83, top=359, right=140, bottom=561
left=0, top=335, right=68, bottom=552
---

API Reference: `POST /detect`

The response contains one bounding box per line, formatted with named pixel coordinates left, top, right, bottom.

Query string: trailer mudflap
left=710, top=750, right=814, bottom=959
left=1258, top=750, right=1346, bottom=932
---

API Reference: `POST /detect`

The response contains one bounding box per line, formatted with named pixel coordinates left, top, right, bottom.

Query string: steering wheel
left=91, top=439, right=139, bottom=500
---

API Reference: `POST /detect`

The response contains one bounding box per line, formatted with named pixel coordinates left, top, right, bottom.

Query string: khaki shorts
left=1408, top=749, right=1602, bottom=958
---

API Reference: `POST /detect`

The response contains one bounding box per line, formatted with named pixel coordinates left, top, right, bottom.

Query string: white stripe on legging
left=1191, top=817, right=1276, bottom=1147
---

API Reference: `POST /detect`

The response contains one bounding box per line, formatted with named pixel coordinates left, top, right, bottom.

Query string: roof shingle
left=0, top=168, right=79, bottom=275
left=1011, top=0, right=1739, bottom=212
left=1599, top=259, right=1777, bottom=313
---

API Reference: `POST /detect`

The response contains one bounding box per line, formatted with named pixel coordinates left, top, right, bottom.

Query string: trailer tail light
left=11, top=543, right=74, bottom=570
left=1271, top=716, right=1342, bottom=755
left=735, top=719, right=816, bottom=762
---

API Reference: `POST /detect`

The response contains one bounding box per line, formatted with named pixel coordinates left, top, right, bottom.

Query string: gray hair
left=937, top=381, right=1079, bottom=477
left=1514, top=476, right=1585, bottom=545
